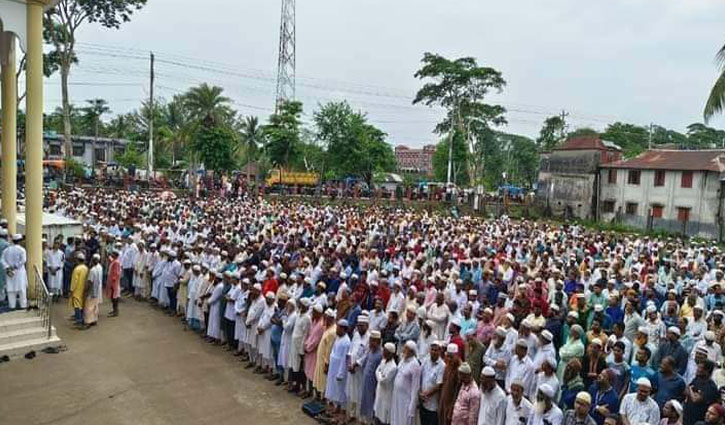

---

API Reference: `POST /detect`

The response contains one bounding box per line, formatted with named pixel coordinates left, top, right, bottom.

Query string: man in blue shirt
left=654, top=356, right=685, bottom=409
left=589, top=369, right=620, bottom=425
left=630, top=347, right=658, bottom=393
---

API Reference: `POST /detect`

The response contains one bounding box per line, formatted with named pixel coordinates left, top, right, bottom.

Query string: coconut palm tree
left=183, top=83, right=232, bottom=128
left=239, top=116, right=264, bottom=162
left=159, top=95, right=192, bottom=165
left=704, top=45, right=725, bottom=122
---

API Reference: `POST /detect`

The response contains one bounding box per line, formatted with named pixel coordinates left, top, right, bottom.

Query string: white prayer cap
left=370, top=330, right=381, bottom=339
left=0, top=229, right=7, bottom=237
left=495, top=326, right=507, bottom=337
left=450, top=318, right=461, bottom=329
left=646, top=305, right=656, bottom=313
left=550, top=304, right=560, bottom=312
left=706, top=330, right=716, bottom=341
left=667, top=326, right=681, bottom=336
left=265, top=292, right=275, bottom=300
left=357, top=315, right=369, bottom=324
left=384, top=342, right=396, bottom=353
left=481, top=366, right=496, bottom=378
left=637, top=326, right=648, bottom=334
left=538, top=384, right=556, bottom=399
left=300, top=298, right=311, bottom=307
left=568, top=311, right=579, bottom=319
left=252, top=283, right=262, bottom=291
left=404, top=340, right=417, bottom=352
left=505, top=313, right=515, bottom=322
left=221, top=250, right=228, bottom=256
left=458, top=362, right=472, bottom=374
left=12, top=234, right=23, bottom=241
left=594, top=304, right=603, bottom=312
left=337, top=319, right=349, bottom=327
left=317, top=281, right=327, bottom=289
left=576, top=392, right=592, bottom=405
left=636, top=377, right=652, bottom=388
left=192, top=265, right=201, bottom=272
left=183, top=259, right=191, bottom=265
left=515, top=339, right=528, bottom=348
left=92, top=253, right=100, bottom=260
left=591, top=338, right=603, bottom=347
left=541, top=330, right=553, bottom=342
left=483, top=307, right=493, bottom=315
left=313, top=304, right=324, bottom=313
left=425, top=320, right=435, bottom=329
left=77, top=252, right=86, bottom=260
left=446, top=343, right=458, bottom=354
left=325, top=308, right=335, bottom=317
left=280, top=272, right=288, bottom=279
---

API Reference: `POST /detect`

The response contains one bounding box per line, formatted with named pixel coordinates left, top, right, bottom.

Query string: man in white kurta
left=205, top=274, right=225, bottom=341
left=2, top=235, right=28, bottom=310
left=46, top=241, right=65, bottom=297
left=505, top=339, right=536, bottom=399
left=478, top=366, right=507, bottom=425
left=288, top=298, right=311, bottom=392
left=346, top=315, right=370, bottom=419
left=390, top=341, right=421, bottom=425
left=525, top=384, right=563, bottom=425
left=325, top=320, right=352, bottom=407
left=257, top=292, right=277, bottom=372
left=375, top=343, right=398, bottom=425
left=234, top=280, right=249, bottom=354
left=245, top=284, right=265, bottom=367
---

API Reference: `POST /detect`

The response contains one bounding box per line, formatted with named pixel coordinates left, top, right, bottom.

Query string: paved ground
left=0, top=299, right=317, bottom=425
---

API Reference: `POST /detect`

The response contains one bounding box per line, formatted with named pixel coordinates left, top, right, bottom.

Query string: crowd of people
left=2, top=186, right=725, bottom=425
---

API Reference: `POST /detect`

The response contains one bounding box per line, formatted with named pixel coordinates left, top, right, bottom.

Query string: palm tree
left=239, top=116, right=264, bottom=162
left=704, top=45, right=725, bottom=122
left=183, top=83, right=232, bottom=127
left=159, top=95, right=192, bottom=165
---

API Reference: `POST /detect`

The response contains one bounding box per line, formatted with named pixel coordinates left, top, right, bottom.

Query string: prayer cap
left=406, top=305, right=417, bottom=313
left=495, top=326, right=507, bottom=337
left=594, top=304, right=603, bottom=312
left=706, top=331, right=716, bottom=341
left=668, top=400, right=683, bottom=417
left=568, top=311, right=579, bottom=319
left=636, top=377, right=652, bottom=388
left=337, top=319, right=349, bottom=327
left=300, top=298, right=311, bottom=307
left=404, top=340, right=417, bottom=351
left=458, top=362, right=472, bottom=374
left=357, top=315, right=369, bottom=324
left=12, top=234, right=23, bottom=241
left=576, top=392, right=592, bottom=405
left=505, top=313, right=515, bottom=322
left=0, top=229, right=7, bottom=237
left=417, top=306, right=427, bottom=319
left=481, top=366, right=496, bottom=377
left=637, top=326, right=648, bottom=334
left=384, top=343, right=396, bottom=353
left=252, top=283, right=262, bottom=291
left=265, top=291, right=276, bottom=300
left=541, top=330, right=553, bottom=341
left=515, top=339, right=528, bottom=348
left=370, top=330, right=381, bottom=339
left=425, top=320, right=435, bottom=329
left=325, top=308, right=336, bottom=318
left=313, top=304, right=324, bottom=313
left=77, top=252, right=86, bottom=260
left=667, top=326, right=681, bottom=336
left=446, top=343, right=458, bottom=354
left=538, top=384, right=556, bottom=399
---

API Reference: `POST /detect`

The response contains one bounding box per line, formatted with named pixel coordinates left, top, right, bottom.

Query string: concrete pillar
left=1, top=34, right=17, bottom=234
left=25, top=1, right=44, bottom=298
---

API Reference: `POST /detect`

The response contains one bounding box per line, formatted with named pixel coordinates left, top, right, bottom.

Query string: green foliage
left=432, top=132, right=469, bottom=185
left=190, top=126, right=237, bottom=172
left=239, top=116, right=265, bottom=163
left=536, top=115, right=566, bottom=152
left=687, top=123, right=725, bottom=148
left=704, top=43, right=725, bottom=122
left=65, top=157, right=85, bottom=178
left=314, top=101, right=395, bottom=183
left=567, top=128, right=600, bottom=139
left=115, top=143, right=144, bottom=170
left=184, top=83, right=233, bottom=128
left=600, top=122, right=649, bottom=158
left=264, top=100, right=303, bottom=167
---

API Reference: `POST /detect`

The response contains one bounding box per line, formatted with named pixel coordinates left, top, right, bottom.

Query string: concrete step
left=0, top=316, right=43, bottom=334
left=0, top=335, right=63, bottom=359
left=0, top=326, right=56, bottom=346
left=0, top=310, right=37, bottom=323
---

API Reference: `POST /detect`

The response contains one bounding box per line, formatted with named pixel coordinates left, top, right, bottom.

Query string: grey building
left=43, top=132, right=133, bottom=167
left=599, top=149, right=725, bottom=239
left=536, top=136, right=622, bottom=219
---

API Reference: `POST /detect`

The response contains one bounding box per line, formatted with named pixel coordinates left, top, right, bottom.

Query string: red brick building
left=395, top=144, right=436, bottom=176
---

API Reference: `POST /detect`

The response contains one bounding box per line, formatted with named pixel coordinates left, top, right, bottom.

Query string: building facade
left=395, top=144, right=435, bottom=176
left=536, top=136, right=621, bottom=219
left=43, top=133, right=132, bottom=167
left=599, top=150, right=725, bottom=239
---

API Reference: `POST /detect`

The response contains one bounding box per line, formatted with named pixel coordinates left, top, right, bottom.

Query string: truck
left=265, top=169, right=320, bottom=187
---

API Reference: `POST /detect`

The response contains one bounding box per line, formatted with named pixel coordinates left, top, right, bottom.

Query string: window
left=651, top=205, right=663, bottom=218
left=681, top=171, right=693, bottom=188
left=625, top=202, right=638, bottom=216
left=72, top=144, right=84, bottom=157
left=654, top=170, right=665, bottom=187
left=49, top=145, right=62, bottom=156
left=94, top=148, right=106, bottom=163
left=602, top=200, right=615, bottom=213
left=608, top=169, right=617, bottom=184
left=677, top=207, right=690, bottom=223
left=627, top=170, right=641, bottom=185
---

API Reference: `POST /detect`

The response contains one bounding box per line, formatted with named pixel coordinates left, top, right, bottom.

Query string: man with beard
left=477, top=366, right=506, bottom=425
left=526, top=383, right=562, bottom=425
left=438, top=343, right=462, bottom=425
left=683, top=360, right=719, bottom=425
left=419, top=342, right=445, bottom=425
left=451, top=362, right=480, bottom=425
left=619, top=378, right=659, bottom=425
left=693, top=404, right=725, bottom=425
left=505, top=380, right=532, bottom=425
left=360, top=330, right=383, bottom=425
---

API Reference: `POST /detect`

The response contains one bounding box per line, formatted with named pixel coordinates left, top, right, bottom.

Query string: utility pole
left=148, top=51, right=155, bottom=177
left=648, top=122, right=653, bottom=150
left=559, top=110, right=569, bottom=141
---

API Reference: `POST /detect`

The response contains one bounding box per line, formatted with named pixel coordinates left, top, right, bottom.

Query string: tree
left=413, top=52, right=506, bottom=184
left=687, top=123, right=725, bottom=148
left=601, top=123, right=649, bottom=158
left=82, top=98, right=110, bottom=169
left=189, top=126, right=237, bottom=172
left=499, top=133, right=538, bottom=187
left=183, top=83, right=233, bottom=128
left=314, top=101, right=395, bottom=184
left=536, top=115, right=567, bottom=152
left=704, top=42, right=725, bottom=122
left=432, top=132, right=469, bottom=185
left=115, top=143, right=144, bottom=170
left=158, top=95, right=191, bottom=165
left=239, top=116, right=265, bottom=163
left=264, top=100, right=303, bottom=168
left=46, top=0, right=148, bottom=159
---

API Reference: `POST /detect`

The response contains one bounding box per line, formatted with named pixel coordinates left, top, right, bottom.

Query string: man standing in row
left=2, top=234, right=27, bottom=310
left=70, top=252, right=89, bottom=327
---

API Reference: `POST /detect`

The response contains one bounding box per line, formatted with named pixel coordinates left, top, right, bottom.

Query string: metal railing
left=33, top=266, right=53, bottom=339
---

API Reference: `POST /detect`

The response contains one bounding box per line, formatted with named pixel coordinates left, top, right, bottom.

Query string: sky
left=29, top=0, right=725, bottom=147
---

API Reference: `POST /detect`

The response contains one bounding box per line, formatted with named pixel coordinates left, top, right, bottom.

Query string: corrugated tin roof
left=601, top=149, right=725, bottom=172
left=553, top=135, right=621, bottom=151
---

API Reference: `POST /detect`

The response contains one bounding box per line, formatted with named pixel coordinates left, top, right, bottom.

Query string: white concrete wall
left=599, top=168, right=722, bottom=226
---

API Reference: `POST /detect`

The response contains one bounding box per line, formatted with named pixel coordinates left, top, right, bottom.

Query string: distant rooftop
left=601, top=149, right=725, bottom=172
left=553, top=135, right=621, bottom=152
